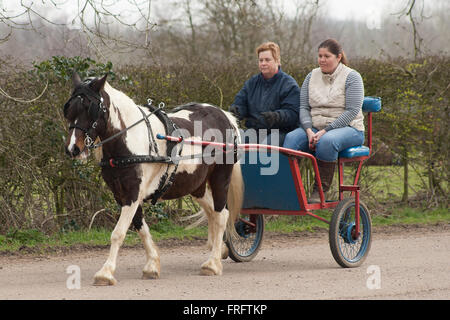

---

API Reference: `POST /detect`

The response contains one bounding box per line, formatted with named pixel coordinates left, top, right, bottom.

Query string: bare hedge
left=0, top=56, right=448, bottom=233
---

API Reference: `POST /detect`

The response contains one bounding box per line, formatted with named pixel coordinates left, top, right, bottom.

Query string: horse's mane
left=104, top=82, right=139, bottom=111
left=92, top=81, right=141, bottom=162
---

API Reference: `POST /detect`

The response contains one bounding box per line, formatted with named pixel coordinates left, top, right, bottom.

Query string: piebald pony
left=63, top=74, right=243, bottom=285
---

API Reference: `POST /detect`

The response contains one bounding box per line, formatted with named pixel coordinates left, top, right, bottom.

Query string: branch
left=394, top=0, right=424, bottom=59
left=0, top=80, right=48, bottom=103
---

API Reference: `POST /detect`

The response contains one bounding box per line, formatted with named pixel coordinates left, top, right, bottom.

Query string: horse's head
left=63, top=72, right=109, bottom=159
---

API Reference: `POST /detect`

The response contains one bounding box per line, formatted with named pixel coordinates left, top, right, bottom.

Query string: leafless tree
left=1, top=0, right=449, bottom=65
left=392, top=0, right=430, bottom=59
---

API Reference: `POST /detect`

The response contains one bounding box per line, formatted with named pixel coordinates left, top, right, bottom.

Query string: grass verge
left=265, top=206, right=449, bottom=233
left=0, top=207, right=448, bottom=254
left=0, top=219, right=208, bottom=254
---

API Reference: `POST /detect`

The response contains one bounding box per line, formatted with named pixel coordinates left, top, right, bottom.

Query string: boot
left=309, top=160, right=336, bottom=203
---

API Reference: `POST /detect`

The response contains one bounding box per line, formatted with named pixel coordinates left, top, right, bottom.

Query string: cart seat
left=339, top=145, right=370, bottom=158
left=361, top=96, right=382, bottom=113
left=338, top=97, right=381, bottom=159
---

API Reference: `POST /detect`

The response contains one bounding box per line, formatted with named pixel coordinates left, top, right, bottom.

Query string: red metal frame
left=159, top=111, right=375, bottom=231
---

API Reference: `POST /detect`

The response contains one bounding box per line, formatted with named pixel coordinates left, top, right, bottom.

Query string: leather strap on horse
left=99, top=155, right=174, bottom=168
left=142, top=103, right=179, bottom=157
left=89, top=102, right=163, bottom=150
left=100, top=100, right=183, bottom=205
left=137, top=106, right=158, bottom=155
left=147, top=105, right=183, bottom=204
left=99, top=104, right=182, bottom=169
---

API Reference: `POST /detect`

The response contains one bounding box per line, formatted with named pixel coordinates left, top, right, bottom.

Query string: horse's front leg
left=94, top=201, right=139, bottom=286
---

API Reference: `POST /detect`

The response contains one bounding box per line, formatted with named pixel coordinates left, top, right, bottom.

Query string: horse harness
left=65, top=80, right=181, bottom=204
left=66, top=80, right=239, bottom=204
left=98, top=101, right=184, bottom=205
left=98, top=102, right=239, bottom=204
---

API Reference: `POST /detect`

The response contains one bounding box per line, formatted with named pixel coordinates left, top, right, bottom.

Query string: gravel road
left=1, top=224, right=449, bottom=300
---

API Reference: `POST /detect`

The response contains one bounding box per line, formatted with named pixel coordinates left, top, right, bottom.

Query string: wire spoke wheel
left=329, top=198, right=372, bottom=268
left=225, top=214, right=264, bottom=262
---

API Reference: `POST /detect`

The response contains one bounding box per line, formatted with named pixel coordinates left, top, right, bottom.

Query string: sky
left=2, top=0, right=447, bottom=61
left=320, top=0, right=392, bottom=29
left=2, top=0, right=402, bottom=29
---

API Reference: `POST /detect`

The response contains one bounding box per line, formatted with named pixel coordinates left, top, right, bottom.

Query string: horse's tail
left=223, top=110, right=243, bottom=233
left=226, top=160, right=244, bottom=232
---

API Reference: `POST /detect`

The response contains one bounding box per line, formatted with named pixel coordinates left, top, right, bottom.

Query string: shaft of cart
left=156, top=133, right=328, bottom=205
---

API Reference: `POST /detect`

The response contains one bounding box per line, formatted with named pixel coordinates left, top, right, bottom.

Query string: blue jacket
left=231, top=67, right=300, bottom=131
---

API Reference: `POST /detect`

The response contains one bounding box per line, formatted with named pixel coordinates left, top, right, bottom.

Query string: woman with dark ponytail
left=283, top=39, right=365, bottom=202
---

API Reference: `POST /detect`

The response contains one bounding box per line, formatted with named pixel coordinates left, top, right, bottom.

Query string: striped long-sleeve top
left=299, top=69, right=364, bottom=132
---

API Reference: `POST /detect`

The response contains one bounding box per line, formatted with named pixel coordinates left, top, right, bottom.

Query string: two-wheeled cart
left=160, top=96, right=381, bottom=268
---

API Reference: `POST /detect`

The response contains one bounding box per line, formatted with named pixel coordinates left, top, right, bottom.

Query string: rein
left=97, top=99, right=184, bottom=204
left=90, top=100, right=166, bottom=150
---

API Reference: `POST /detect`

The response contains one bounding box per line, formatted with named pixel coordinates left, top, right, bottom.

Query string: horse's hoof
left=93, top=276, right=117, bottom=286
left=142, top=271, right=160, bottom=280
left=200, top=267, right=217, bottom=276
left=200, top=263, right=222, bottom=276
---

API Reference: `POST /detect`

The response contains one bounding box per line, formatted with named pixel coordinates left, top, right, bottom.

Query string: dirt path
left=1, top=224, right=449, bottom=300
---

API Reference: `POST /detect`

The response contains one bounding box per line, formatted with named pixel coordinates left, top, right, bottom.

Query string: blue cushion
left=338, top=97, right=380, bottom=159
left=362, top=96, right=381, bottom=112
left=339, top=145, right=370, bottom=158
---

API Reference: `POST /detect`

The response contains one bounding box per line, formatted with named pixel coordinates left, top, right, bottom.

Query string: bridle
left=65, top=79, right=170, bottom=152
left=65, top=80, right=107, bottom=148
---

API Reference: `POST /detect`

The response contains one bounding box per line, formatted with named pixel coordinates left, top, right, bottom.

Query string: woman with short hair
left=230, top=41, right=300, bottom=145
